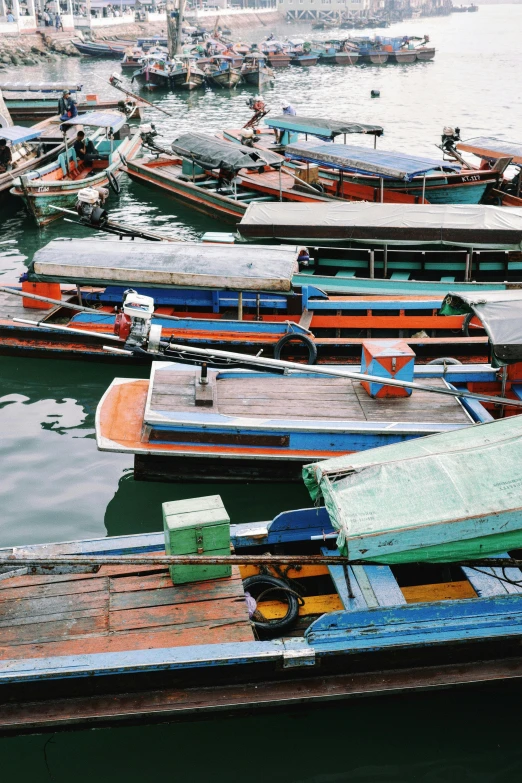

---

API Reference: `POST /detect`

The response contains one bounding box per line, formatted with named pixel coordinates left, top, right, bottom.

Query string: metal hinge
left=195, top=527, right=204, bottom=555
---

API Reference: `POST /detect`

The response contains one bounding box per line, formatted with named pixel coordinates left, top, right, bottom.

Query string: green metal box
left=181, top=158, right=206, bottom=178
left=162, top=495, right=231, bottom=585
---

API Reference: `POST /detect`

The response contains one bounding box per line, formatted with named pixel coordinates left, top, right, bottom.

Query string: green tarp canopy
left=303, top=415, right=522, bottom=564
left=440, top=290, right=522, bottom=367
left=171, top=133, right=282, bottom=172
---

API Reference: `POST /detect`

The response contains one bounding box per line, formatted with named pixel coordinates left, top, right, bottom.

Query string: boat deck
left=0, top=560, right=253, bottom=661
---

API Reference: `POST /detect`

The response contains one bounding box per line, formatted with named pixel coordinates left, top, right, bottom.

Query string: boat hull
left=291, top=55, right=319, bottom=67
left=206, top=70, right=242, bottom=89
left=369, top=52, right=389, bottom=64
left=266, top=53, right=292, bottom=67
left=416, top=47, right=436, bottom=61
left=392, top=50, right=417, bottom=63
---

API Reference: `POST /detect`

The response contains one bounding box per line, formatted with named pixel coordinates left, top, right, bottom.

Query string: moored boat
left=10, top=111, right=142, bottom=226
left=204, top=56, right=242, bottom=89
left=241, top=54, right=275, bottom=87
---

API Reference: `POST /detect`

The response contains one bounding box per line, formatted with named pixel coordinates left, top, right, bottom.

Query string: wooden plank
left=402, top=581, right=477, bottom=604
left=0, top=609, right=108, bottom=647
left=0, top=590, right=108, bottom=624
left=258, top=594, right=343, bottom=619
left=109, top=596, right=249, bottom=632
left=0, top=564, right=163, bottom=592
left=0, top=621, right=254, bottom=661
left=0, top=575, right=109, bottom=603
left=110, top=579, right=244, bottom=611
left=239, top=564, right=329, bottom=579
left=363, top=566, right=406, bottom=607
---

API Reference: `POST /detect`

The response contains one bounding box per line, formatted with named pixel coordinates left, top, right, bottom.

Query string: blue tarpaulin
left=285, top=141, right=461, bottom=181
left=0, top=126, right=42, bottom=144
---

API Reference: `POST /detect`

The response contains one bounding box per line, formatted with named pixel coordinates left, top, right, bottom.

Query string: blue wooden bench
left=321, top=548, right=406, bottom=611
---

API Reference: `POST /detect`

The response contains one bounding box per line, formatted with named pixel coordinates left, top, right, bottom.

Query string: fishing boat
left=284, top=141, right=500, bottom=204
left=240, top=54, right=275, bottom=88
left=10, top=111, right=142, bottom=226
left=3, top=237, right=513, bottom=365
left=204, top=56, right=242, bottom=89
left=260, top=41, right=292, bottom=68
left=7, top=412, right=522, bottom=733
left=121, top=47, right=146, bottom=71
left=355, top=39, right=389, bottom=64
left=316, top=40, right=360, bottom=65
left=72, top=39, right=127, bottom=59
left=124, top=130, right=327, bottom=223
left=0, top=117, right=76, bottom=196
left=0, top=82, right=145, bottom=122
left=287, top=40, right=319, bottom=67
left=136, top=55, right=206, bottom=91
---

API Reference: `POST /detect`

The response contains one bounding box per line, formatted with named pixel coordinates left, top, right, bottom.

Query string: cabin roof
left=265, top=115, right=384, bottom=139
left=30, top=239, right=301, bottom=293
left=171, top=132, right=282, bottom=171
left=457, top=136, right=522, bottom=165
left=441, top=290, right=522, bottom=366
left=0, top=125, right=42, bottom=144
left=238, top=202, right=522, bottom=249
left=0, top=81, right=82, bottom=92
left=63, top=111, right=127, bottom=129
left=303, top=414, right=522, bottom=563
left=285, top=141, right=460, bottom=180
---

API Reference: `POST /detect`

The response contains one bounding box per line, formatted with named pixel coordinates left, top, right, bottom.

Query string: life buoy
left=273, top=333, right=317, bottom=365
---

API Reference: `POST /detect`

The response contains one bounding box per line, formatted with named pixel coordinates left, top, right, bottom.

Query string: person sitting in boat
left=282, top=101, right=297, bottom=116
left=0, top=139, right=13, bottom=173
left=73, top=130, right=101, bottom=163
left=58, top=90, right=78, bottom=121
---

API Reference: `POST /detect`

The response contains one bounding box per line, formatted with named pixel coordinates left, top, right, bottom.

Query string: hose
left=243, top=574, right=301, bottom=635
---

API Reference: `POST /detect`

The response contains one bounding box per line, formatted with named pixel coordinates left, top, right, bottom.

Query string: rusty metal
left=0, top=554, right=521, bottom=568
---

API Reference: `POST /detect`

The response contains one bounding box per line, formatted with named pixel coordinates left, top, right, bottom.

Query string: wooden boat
left=391, top=48, right=418, bottom=63
left=10, top=112, right=142, bottom=226
left=284, top=141, right=499, bottom=204
left=3, top=237, right=515, bottom=365
left=415, top=46, right=436, bottom=61
left=240, top=55, right=274, bottom=88
left=125, top=131, right=328, bottom=223
left=262, top=44, right=292, bottom=68
left=121, top=47, right=146, bottom=71
left=1, top=83, right=145, bottom=122
left=6, top=415, right=522, bottom=734
left=0, top=116, right=76, bottom=196
left=316, top=40, right=360, bottom=65
left=134, top=55, right=205, bottom=91
left=96, top=356, right=491, bottom=482
left=72, top=39, right=127, bottom=58
left=204, top=56, right=242, bottom=89
left=456, top=135, right=522, bottom=205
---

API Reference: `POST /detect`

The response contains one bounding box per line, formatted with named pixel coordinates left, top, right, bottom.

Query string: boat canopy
left=302, top=415, right=522, bottom=564
left=440, top=290, right=522, bottom=366
left=171, top=133, right=282, bottom=171
left=238, top=202, right=522, bottom=248
left=0, top=81, right=82, bottom=92
left=457, top=136, right=522, bottom=165
left=0, top=125, right=42, bottom=144
left=265, top=115, right=384, bottom=141
left=62, top=111, right=127, bottom=129
left=29, top=239, right=301, bottom=292
left=285, top=141, right=460, bottom=180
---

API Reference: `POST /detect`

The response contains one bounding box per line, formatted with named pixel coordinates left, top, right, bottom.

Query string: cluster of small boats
left=6, top=94, right=522, bottom=733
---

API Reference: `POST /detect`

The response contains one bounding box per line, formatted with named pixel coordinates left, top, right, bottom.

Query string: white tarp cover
left=239, top=202, right=522, bottom=248
left=31, top=239, right=300, bottom=292
left=440, top=290, right=522, bottom=366
left=302, top=415, right=522, bottom=563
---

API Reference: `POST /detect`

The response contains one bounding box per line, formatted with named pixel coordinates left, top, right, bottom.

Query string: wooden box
left=163, top=495, right=231, bottom=585
left=361, top=339, right=415, bottom=398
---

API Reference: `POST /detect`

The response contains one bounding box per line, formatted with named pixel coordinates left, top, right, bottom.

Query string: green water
left=1, top=5, right=522, bottom=777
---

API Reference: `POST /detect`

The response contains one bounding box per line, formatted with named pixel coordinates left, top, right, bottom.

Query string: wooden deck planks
left=0, top=564, right=254, bottom=660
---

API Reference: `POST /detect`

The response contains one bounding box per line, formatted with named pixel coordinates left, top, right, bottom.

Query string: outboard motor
left=114, top=289, right=162, bottom=353
left=75, top=187, right=109, bottom=226
left=441, top=126, right=461, bottom=156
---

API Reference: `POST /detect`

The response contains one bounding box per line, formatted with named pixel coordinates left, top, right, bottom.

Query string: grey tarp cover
left=285, top=141, right=460, bottom=180
left=30, top=238, right=300, bottom=292
left=171, top=133, right=282, bottom=172
left=63, top=111, right=127, bottom=129
left=239, top=202, right=522, bottom=248
left=264, top=116, right=384, bottom=139
left=0, top=126, right=42, bottom=144
left=457, top=137, right=522, bottom=165
left=440, top=290, right=522, bottom=366
left=302, top=415, right=522, bottom=563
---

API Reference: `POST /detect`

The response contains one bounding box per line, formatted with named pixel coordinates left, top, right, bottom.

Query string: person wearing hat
left=282, top=101, right=296, bottom=116
left=58, top=90, right=78, bottom=121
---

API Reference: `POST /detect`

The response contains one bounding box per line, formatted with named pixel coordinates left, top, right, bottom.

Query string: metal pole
left=238, top=291, right=243, bottom=321
left=3, top=554, right=522, bottom=568
left=13, top=319, right=122, bottom=342
left=279, top=165, right=282, bottom=202
left=369, top=249, right=375, bottom=279
left=380, top=177, right=384, bottom=203
left=164, top=341, right=522, bottom=410
left=465, top=251, right=471, bottom=282
left=383, top=244, right=388, bottom=278
left=422, top=173, right=426, bottom=203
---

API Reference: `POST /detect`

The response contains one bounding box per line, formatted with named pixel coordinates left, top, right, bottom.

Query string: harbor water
left=1, top=5, right=522, bottom=779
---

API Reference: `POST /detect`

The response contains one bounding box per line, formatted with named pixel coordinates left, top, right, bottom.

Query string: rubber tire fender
left=273, top=332, right=318, bottom=365
left=426, top=357, right=462, bottom=366
left=107, top=171, right=121, bottom=194
left=243, top=574, right=300, bottom=634
left=462, top=312, right=481, bottom=337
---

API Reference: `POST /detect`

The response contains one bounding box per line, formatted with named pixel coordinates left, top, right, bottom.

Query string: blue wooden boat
left=3, top=414, right=522, bottom=733
left=283, top=141, right=499, bottom=204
